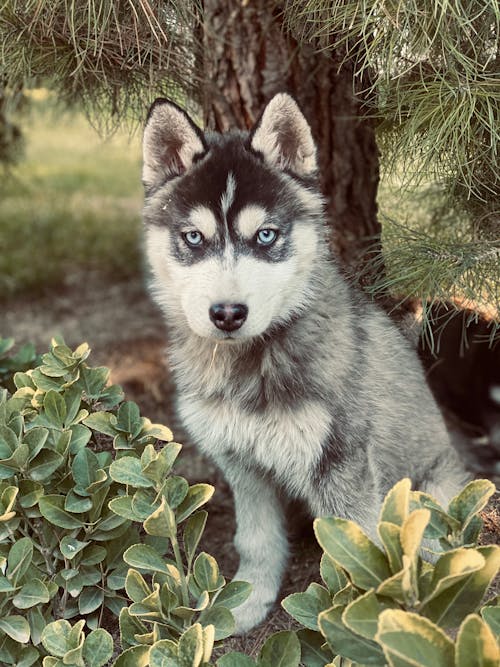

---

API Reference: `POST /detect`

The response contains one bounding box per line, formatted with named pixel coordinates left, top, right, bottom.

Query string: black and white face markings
left=159, top=137, right=298, bottom=267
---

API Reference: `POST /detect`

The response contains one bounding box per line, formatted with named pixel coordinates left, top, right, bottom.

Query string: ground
left=2, top=274, right=499, bottom=657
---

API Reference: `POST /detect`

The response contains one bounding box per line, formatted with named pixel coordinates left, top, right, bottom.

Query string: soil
left=2, top=275, right=499, bottom=657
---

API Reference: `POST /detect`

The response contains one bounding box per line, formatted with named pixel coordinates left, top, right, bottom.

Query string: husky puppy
left=141, top=94, right=468, bottom=633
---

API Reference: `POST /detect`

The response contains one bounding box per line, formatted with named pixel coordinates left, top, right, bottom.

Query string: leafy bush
left=282, top=477, right=500, bottom=666
left=0, top=337, right=249, bottom=666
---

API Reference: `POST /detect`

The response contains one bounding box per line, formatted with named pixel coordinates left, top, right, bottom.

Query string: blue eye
left=183, top=230, right=204, bottom=247
left=256, top=228, right=278, bottom=246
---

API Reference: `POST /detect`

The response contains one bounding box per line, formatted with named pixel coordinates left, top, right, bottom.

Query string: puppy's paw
left=230, top=570, right=279, bottom=634
left=231, top=594, right=274, bottom=635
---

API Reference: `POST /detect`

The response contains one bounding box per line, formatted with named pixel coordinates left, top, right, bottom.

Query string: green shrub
left=282, top=477, right=500, bottom=666
left=0, top=337, right=249, bottom=666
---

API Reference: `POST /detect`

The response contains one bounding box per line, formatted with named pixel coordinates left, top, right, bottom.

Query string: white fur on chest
left=177, top=393, right=331, bottom=495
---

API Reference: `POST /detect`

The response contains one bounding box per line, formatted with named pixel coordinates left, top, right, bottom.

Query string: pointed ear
left=250, top=93, right=317, bottom=177
left=142, top=99, right=207, bottom=191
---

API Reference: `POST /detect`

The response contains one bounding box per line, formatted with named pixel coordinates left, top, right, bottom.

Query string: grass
left=0, top=96, right=143, bottom=300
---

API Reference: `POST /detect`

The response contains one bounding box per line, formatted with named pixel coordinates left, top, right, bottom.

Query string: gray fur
left=142, top=93, right=469, bottom=633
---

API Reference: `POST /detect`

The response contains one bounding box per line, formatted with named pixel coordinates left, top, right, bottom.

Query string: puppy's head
left=142, top=94, right=326, bottom=342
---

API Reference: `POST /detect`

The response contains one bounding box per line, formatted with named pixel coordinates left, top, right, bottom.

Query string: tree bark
left=200, top=1, right=380, bottom=280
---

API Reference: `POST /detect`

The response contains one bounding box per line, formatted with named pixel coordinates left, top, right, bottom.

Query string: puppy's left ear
left=250, top=93, right=317, bottom=177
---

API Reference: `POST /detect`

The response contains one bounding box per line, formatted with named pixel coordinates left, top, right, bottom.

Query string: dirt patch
left=2, top=277, right=499, bottom=656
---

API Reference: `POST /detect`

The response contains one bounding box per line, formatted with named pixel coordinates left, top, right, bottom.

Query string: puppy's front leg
left=219, top=460, right=288, bottom=633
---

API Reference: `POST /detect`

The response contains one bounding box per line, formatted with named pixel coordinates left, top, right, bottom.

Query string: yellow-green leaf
left=376, top=609, right=454, bottom=667
left=455, top=614, right=500, bottom=667
left=314, top=517, right=390, bottom=590
left=420, top=546, right=500, bottom=627
left=379, top=478, right=411, bottom=526
left=342, top=589, right=397, bottom=641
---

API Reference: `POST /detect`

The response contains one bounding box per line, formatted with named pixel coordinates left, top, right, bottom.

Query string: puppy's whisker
left=208, top=343, right=219, bottom=372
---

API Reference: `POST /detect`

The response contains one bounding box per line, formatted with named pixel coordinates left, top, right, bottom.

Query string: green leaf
left=116, top=402, right=142, bottom=437
left=80, top=544, right=107, bottom=566
left=194, top=552, right=225, bottom=592
left=23, top=427, right=49, bottom=459
left=282, top=583, right=331, bottom=631
left=59, top=536, right=89, bottom=560
left=258, top=630, right=301, bottom=667
left=12, top=579, right=50, bottom=609
left=78, top=587, right=104, bottom=614
left=83, top=412, right=117, bottom=437
left=343, top=589, right=397, bottom=641
left=90, top=511, right=129, bottom=540
left=29, top=449, right=64, bottom=481
left=420, top=546, right=500, bottom=627
left=7, top=536, right=33, bottom=586
left=176, top=484, right=215, bottom=523
left=163, top=476, right=189, bottom=509
left=320, top=553, right=348, bottom=594
left=109, top=456, right=154, bottom=488
left=81, top=628, right=113, bottom=667
left=0, top=615, right=31, bottom=643
left=28, top=606, right=46, bottom=646
left=0, top=424, right=19, bottom=457
left=118, top=607, right=148, bottom=649
left=198, top=606, right=235, bottom=640
left=215, top=581, right=252, bottom=609
left=144, top=496, right=177, bottom=538
left=145, top=422, right=174, bottom=442
left=177, top=623, right=204, bottom=667
left=296, top=629, right=332, bottom=667
left=448, top=480, right=496, bottom=531
left=43, top=390, right=67, bottom=427
left=132, top=488, right=159, bottom=520
left=72, top=448, right=100, bottom=492
left=125, top=569, right=151, bottom=603
left=314, top=517, right=391, bottom=590
left=378, top=521, right=403, bottom=573
left=123, top=544, right=170, bottom=575
left=420, top=548, right=485, bottom=605
left=111, top=644, right=150, bottom=667
left=69, top=424, right=92, bottom=453
left=319, top=605, right=385, bottom=665
left=38, top=495, right=84, bottom=529
left=376, top=609, right=454, bottom=667
left=148, top=639, right=179, bottom=666
left=159, top=441, right=182, bottom=469
left=13, top=645, right=40, bottom=667
left=108, top=496, right=143, bottom=522
left=184, top=511, right=207, bottom=566
left=64, top=489, right=92, bottom=513
left=18, top=480, right=44, bottom=508
left=456, top=613, right=500, bottom=667
left=77, top=366, right=109, bottom=400
left=99, top=384, right=124, bottom=409
left=481, top=606, right=500, bottom=637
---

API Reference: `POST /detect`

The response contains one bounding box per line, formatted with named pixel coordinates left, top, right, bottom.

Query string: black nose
left=209, top=303, right=248, bottom=332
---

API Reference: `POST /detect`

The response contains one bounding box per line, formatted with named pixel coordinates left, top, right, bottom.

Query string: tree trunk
left=200, top=1, right=380, bottom=280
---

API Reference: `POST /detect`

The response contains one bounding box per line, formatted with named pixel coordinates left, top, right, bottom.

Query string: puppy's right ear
left=142, top=99, right=207, bottom=192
